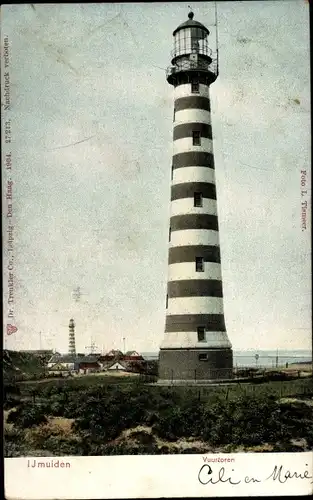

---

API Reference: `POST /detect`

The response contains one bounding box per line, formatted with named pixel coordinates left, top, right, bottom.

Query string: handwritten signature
left=198, top=464, right=313, bottom=485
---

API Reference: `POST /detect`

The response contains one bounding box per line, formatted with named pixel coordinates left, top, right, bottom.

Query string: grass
left=18, top=374, right=139, bottom=396
left=165, top=377, right=313, bottom=401
left=3, top=350, right=46, bottom=379
left=5, top=375, right=313, bottom=457
left=17, top=371, right=312, bottom=402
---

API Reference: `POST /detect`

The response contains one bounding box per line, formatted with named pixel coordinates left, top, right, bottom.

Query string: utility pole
left=215, top=1, right=219, bottom=76
left=85, top=338, right=98, bottom=355
left=72, top=286, right=82, bottom=302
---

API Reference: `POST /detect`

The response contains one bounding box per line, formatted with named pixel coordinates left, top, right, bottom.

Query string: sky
left=2, top=1, right=311, bottom=354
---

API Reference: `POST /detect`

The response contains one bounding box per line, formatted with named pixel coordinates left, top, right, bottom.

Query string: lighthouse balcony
left=166, top=59, right=217, bottom=86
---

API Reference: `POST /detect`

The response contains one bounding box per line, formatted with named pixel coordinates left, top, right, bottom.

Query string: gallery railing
left=166, top=58, right=218, bottom=79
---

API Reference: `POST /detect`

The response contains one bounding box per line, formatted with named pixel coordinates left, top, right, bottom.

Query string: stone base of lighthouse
left=158, top=348, right=233, bottom=382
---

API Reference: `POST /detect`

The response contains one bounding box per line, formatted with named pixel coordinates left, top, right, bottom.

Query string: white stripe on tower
left=168, top=261, right=222, bottom=281
left=173, top=138, right=213, bottom=155
left=172, top=166, right=216, bottom=185
left=171, top=198, right=218, bottom=216
left=175, top=108, right=211, bottom=125
left=161, top=331, right=230, bottom=349
left=168, top=297, right=224, bottom=315
left=170, top=229, right=220, bottom=247
left=174, top=83, right=209, bottom=98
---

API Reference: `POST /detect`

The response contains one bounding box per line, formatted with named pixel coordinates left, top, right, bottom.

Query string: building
left=123, top=350, right=144, bottom=361
left=47, top=354, right=101, bottom=374
left=107, top=361, right=127, bottom=371
left=102, top=349, right=124, bottom=362
left=47, top=354, right=76, bottom=372
left=75, top=356, right=100, bottom=373
left=158, top=11, right=233, bottom=382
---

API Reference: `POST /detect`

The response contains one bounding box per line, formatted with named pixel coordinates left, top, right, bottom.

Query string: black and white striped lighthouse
left=158, top=11, right=233, bottom=382
left=68, top=318, right=76, bottom=356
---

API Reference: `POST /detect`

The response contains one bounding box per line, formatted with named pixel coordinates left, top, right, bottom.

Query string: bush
left=3, top=396, right=22, bottom=410
left=9, top=380, right=313, bottom=455
left=72, top=386, right=167, bottom=443
left=153, top=397, right=205, bottom=440
left=7, top=404, right=48, bottom=428
left=266, top=371, right=289, bottom=381
left=43, top=436, right=84, bottom=455
left=4, top=382, right=21, bottom=409
left=4, top=427, right=27, bottom=457
left=200, top=394, right=293, bottom=446
left=4, top=382, right=21, bottom=397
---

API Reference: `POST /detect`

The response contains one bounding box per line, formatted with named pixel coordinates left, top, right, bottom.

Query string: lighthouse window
left=169, top=227, right=171, bottom=242
left=194, top=192, right=203, bottom=207
left=195, top=257, right=204, bottom=272
left=192, top=131, right=201, bottom=146
left=166, top=294, right=169, bottom=309
left=191, top=82, right=199, bottom=93
left=197, top=327, right=206, bottom=343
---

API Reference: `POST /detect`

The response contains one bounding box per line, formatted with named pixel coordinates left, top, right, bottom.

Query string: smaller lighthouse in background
left=68, top=318, right=76, bottom=356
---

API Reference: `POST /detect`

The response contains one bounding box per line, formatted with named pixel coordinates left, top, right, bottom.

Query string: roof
left=108, top=361, right=127, bottom=370
left=125, top=350, right=141, bottom=356
left=106, top=349, right=123, bottom=356
left=48, top=363, right=69, bottom=370
left=75, top=356, right=100, bottom=364
left=48, top=354, right=100, bottom=364
left=173, top=12, right=210, bottom=37
left=49, top=355, right=76, bottom=363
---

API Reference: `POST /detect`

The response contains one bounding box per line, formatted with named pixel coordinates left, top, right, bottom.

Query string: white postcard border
left=5, top=452, right=313, bottom=499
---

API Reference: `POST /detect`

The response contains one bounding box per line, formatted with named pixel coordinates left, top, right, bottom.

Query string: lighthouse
left=158, top=11, right=233, bottom=382
left=68, top=318, right=76, bottom=356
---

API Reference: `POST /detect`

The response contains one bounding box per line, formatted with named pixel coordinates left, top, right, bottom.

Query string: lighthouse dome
left=173, top=12, right=210, bottom=36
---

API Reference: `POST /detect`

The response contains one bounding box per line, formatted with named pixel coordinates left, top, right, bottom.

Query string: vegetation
left=3, top=374, right=313, bottom=457
left=3, top=350, right=48, bottom=382
left=7, top=404, right=48, bottom=428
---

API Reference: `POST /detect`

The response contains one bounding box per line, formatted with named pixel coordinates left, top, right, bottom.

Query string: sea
left=142, top=350, right=312, bottom=368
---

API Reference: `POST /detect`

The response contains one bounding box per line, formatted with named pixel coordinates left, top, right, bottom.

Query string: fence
left=198, top=378, right=313, bottom=401
left=148, top=377, right=313, bottom=402
left=139, top=366, right=311, bottom=384
left=10, top=378, right=313, bottom=410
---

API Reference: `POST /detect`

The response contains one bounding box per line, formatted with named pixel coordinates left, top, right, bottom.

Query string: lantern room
left=166, top=11, right=217, bottom=87
left=172, top=12, right=212, bottom=62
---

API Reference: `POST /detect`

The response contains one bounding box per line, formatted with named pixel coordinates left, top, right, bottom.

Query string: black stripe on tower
left=165, top=314, right=226, bottom=332
left=174, top=96, right=211, bottom=111
left=168, top=279, right=223, bottom=297
left=170, top=214, right=219, bottom=231
left=173, top=123, right=212, bottom=140
left=172, top=152, right=215, bottom=170
left=168, top=245, right=221, bottom=264
left=171, top=182, right=216, bottom=201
